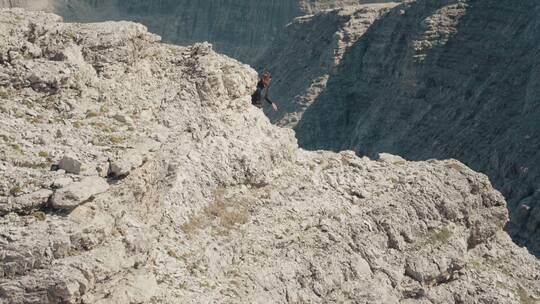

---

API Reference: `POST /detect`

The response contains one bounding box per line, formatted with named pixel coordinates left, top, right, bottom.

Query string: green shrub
left=9, top=186, right=22, bottom=196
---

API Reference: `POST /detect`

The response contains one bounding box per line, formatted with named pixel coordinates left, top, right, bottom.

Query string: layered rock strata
left=1, top=0, right=403, bottom=64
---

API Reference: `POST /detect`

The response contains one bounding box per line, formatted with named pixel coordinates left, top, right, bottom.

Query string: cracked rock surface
left=0, top=8, right=539, bottom=304
left=1, top=0, right=403, bottom=65
left=257, top=0, right=540, bottom=256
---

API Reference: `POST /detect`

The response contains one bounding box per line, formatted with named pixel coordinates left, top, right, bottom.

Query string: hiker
left=251, top=71, right=278, bottom=112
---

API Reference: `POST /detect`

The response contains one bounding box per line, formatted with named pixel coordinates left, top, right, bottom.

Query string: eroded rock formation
left=255, top=0, right=540, bottom=255
left=0, top=8, right=539, bottom=304
left=0, top=0, right=403, bottom=64
left=256, top=3, right=398, bottom=126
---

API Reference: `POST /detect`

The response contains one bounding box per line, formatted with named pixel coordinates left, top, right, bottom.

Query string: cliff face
left=255, top=3, right=398, bottom=126
left=273, top=0, right=540, bottom=255
left=1, top=8, right=539, bottom=304
left=55, top=0, right=302, bottom=64
left=0, top=0, right=55, bottom=10
left=0, top=0, right=402, bottom=64
left=298, top=0, right=403, bottom=14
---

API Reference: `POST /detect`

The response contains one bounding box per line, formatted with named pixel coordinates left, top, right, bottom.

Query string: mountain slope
left=1, top=0, right=403, bottom=64
left=0, top=8, right=539, bottom=304
left=291, top=0, right=540, bottom=255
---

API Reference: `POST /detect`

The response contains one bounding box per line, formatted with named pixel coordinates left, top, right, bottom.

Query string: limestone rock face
left=0, top=8, right=539, bottom=304
left=0, top=0, right=55, bottom=11
left=1, top=0, right=402, bottom=64
left=256, top=3, right=398, bottom=126
left=250, top=0, right=540, bottom=255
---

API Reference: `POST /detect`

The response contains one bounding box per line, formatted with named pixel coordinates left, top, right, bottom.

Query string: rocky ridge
left=0, top=8, right=539, bottom=304
left=1, top=0, right=403, bottom=64
left=259, top=0, right=540, bottom=256
left=0, top=0, right=55, bottom=11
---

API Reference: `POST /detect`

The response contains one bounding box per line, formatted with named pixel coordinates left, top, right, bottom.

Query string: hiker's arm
left=264, top=89, right=273, bottom=105
left=264, top=87, right=278, bottom=112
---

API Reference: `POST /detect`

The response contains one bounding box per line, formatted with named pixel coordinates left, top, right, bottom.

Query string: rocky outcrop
left=298, top=0, right=403, bottom=14
left=0, top=0, right=55, bottom=10
left=1, top=8, right=539, bottom=304
left=55, top=0, right=303, bottom=64
left=253, top=0, right=540, bottom=255
left=1, top=0, right=402, bottom=64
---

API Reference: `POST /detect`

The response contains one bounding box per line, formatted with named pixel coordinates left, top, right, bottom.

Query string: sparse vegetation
left=28, top=116, right=42, bottom=124
left=205, top=200, right=249, bottom=231
left=31, top=210, right=46, bottom=221
left=86, top=111, right=99, bottom=118
left=180, top=186, right=250, bottom=237
left=9, top=186, right=22, bottom=196
left=91, top=121, right=116, bottom=133
left=11, top=143, right=22, bottom=152
left=65, top=30, right=77, bottom=41
left=109, top=135, right=124, bottom=144
left=13, top=160, right=50, bottom=169
left=44, top=95, right=55, bottom=105
left=430, top=227, right=452, bottom=244
left=22, top=99, right=34, bottom=108
left=470, top=259, right=481, bottom=270
left=180, top=214, right=206, bottom=235
left=73, top=120, right=83, bottom=128
left=38, top=151, right=49, bottom=157
left=0, top=87, right=10, bottom=99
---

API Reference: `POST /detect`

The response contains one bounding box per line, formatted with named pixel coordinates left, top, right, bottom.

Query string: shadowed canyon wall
left=1, top=0, right=402, bottom=64
left=291, top=0, right=540, bottom=255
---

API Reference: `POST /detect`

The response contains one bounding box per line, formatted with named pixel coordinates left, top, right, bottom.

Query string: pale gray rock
left=51, top=176, right=109, bottom=209
left=58, top=155, right=81, bottom=175
left=0, top=8, right=538, bottom=304
left=112, top=113, right=131, bottom=124
left=1, top=0, right=402, bottom=64
left=0, top=189, right=53, bottom=215
left=0, top=0, right=55, bottom=11
left=253, top=0, right=540, bottom=255
left=377, top=152, right=406, bottom=165
left=51, top=177, right=73, bottom=189
left=108, top=139, right=160, bottom=177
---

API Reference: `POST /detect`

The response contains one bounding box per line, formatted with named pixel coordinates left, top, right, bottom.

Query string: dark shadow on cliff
left=57, top=0, right=303, bottom=65
left=294, top=0, right=540, bottom=256
left=254, top=9, right=364, bottom=123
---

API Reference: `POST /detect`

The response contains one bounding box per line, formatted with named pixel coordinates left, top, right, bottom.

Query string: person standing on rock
left=251, top=71, right=278, bottom=112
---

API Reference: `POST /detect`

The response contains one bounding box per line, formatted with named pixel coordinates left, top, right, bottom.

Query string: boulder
left=51, top=176, right=109, bottom=209
left=58, top=155, right=82, bottom=175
